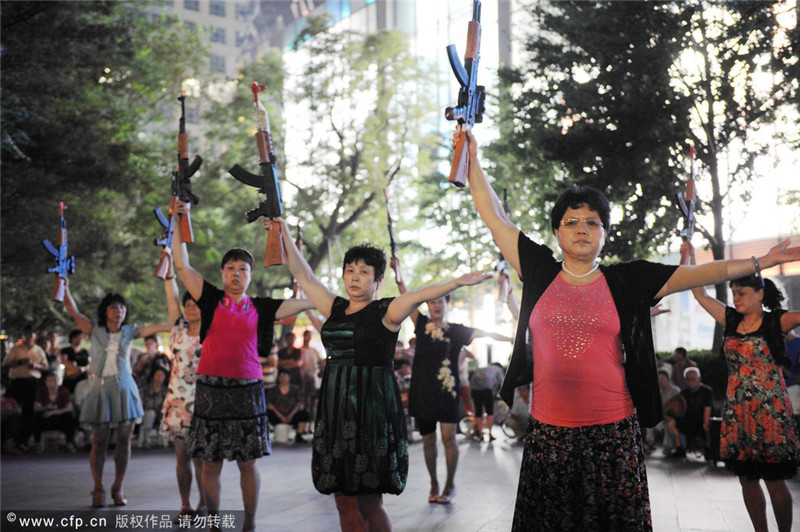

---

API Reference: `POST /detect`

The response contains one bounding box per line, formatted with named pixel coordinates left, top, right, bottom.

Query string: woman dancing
left=690, top=248, right=798, bottom=532
left=159, top=256, right=206, bottom=519
left=62, top=281, right=169, bottom=508
left=457, top=126, right=800, bottom=530
left=272, top=218, right=491, bottom=531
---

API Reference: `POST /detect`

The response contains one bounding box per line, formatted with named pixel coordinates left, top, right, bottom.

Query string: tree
left=1, top=1, right=207, bottom=333
left=487, top=1, right=798, bottom=346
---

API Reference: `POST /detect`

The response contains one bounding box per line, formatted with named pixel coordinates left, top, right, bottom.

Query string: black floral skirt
left=512, top=415, right=651, bottom=532
left=188, top=375, right=270, bottom=462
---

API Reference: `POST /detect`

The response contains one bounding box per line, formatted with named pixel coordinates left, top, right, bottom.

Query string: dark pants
left=267, top=409, right=311, bottom=428
left=9, top=378, right=39, bottom=445
left=34, top=412, right=76, bottom=444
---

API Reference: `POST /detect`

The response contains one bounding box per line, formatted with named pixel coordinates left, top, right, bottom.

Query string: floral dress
left=721, top=308, right=798, bottom=480
left=160, top=321, right=201, bottom=441
left=408, top=314, right=474, bottom=423
left=312, top=297, right=408, bottom=495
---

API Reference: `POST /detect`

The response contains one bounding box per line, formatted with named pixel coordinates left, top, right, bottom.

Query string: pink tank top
left=529, top=274, right=634, bottom=427
left=197, top=295, right=261, bottom=380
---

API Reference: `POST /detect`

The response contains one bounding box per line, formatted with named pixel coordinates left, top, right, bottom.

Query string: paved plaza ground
left=2, top=433, right=799, bottom=531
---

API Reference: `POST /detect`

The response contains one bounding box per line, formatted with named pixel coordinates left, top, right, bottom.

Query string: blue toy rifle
left=42, top=201, right=75, bottom=302
left=229, top=81, right=284, bottom=267
left=153, top=171, right=179, bottom=280
left=444, top=0, right=485, bottom=187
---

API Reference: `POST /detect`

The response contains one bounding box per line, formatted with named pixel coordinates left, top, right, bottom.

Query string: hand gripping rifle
left=42, top=202, right=75, bottom=302
left=229, top=81, right=284, bottom=267
left=677, top=145, right=696, bottom=265
left=444, top=0, right=485, bottom=188
left=382, top=187, right=398, bottom=260
left=275, top=221, right=303, bottom=326
left=153, top=169, right=179, bottom=280
left=175, top=93, right=202, bottom=243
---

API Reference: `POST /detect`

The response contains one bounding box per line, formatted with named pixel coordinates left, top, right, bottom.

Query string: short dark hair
left=730, top=276, right=784, bottom=311
left=181, top=291, right=197, bottom=307
left=674, top=347, right=687, bottom=357
left=278, top=368, right=291, bottom=376
left=68, top=329, right=83, bottom=342
left=220, top=248, right=254, bottom=270
left=657, top=369, right=670, bottom=379
left=97, top=293, right=128, bottom=329
left=342, top=243, right=386, bottom=280
left=550, top=186, right=611, bottom=233
left=144, top=334, right=159, bottom=346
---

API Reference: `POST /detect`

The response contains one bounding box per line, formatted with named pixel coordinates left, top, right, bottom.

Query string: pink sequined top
left=529, top=274, right=634, bottom=427
left=196, top=295, right=261, bottom=380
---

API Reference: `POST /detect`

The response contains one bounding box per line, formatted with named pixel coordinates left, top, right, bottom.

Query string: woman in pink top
left=172, top=203, right=314, bottom=532
left=459, top=127, right=800, bottom=531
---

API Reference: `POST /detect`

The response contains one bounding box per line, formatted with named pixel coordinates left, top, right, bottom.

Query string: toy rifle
left=444, top=0, right=485, bottom=188
left=42, top=202, right=75, bottom=302
left=152, top=170, right=179, bottom=280
left=382, top=187, right=398, bottom=260
left=175, top=93, right=202, bottom=243
left=229, top=81, right=284, bottom=267
left=494, top=189, right=510, bottom=275
left=677, top=145, right=696, bottom=266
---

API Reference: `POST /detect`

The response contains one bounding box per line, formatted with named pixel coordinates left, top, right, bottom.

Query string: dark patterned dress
left=312, top=297, right=409, bottom=496
left=408, top=314, right=474, bottom=423
left=721, top=309, right=798, bottom=480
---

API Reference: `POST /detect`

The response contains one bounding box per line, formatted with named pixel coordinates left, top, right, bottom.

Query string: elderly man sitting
left=664, top=367, right=714, bottom=459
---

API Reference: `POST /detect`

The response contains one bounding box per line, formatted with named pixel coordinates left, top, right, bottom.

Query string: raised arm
left=498, top=271, right=520, bottom=320
left=383, top=271, right=492, bottom=331
left=305, top=310, right=324, bottom=333
left=389, top=256, right=418, bottom=326
left=172, top=200, right=204, bottom=302
left=458, top=128, right=521, bottom=276
left=62, top=279, right=92, bottom=335
left=470, top=329, right=513, bottom=343
left=271, top=218, right=336, bottom=318
left=275, top=298, right=316, bottom=321
left=656, top=239, right=800, bottom=299
left=164, top=252, right=182, bottom=325
left=136, top=324, right=172, bottom=338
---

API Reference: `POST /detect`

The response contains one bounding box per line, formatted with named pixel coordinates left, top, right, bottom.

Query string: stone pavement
left=2, top=433, right=799, bottom=531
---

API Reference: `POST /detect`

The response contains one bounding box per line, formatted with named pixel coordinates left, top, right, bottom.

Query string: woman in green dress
left=271, top=218, right=490, bottom=531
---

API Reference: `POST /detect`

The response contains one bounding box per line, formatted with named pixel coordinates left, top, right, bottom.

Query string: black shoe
left=295, top=434, right=308, bottom=444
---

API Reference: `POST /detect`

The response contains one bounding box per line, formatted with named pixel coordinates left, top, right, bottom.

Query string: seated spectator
left=670, top=347, right=697, bottom=390
left=33, top=372, right=76, bottom=452
left=648, top=370, right=681, bottom=452
left=665, top=367, right=713, bottom=458
left=136, top=366, right=168, bottom=448
left=277, top=332, right=303, bottom=387
left=133, top=334, right=170, bottom=394
left=1, top=383, right=23, bottom=454
left=505, top=385, right=531, bottom=443
left=395, top=358, right=412, bottom=409
left=60, top=329, right=89, bottom=395
left=260, top=344, right=279, bottom=392
left=266, top=369, right=310, bottom=444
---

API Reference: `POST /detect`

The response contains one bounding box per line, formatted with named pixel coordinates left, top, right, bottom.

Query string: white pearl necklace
left=561, top=262, right=600, bottom=278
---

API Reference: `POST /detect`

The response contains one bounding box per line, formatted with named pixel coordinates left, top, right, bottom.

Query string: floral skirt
left=188, top=376, right=270, bottom=462
left=512, top=415, right=651, bottom=532
left=312, top=364, right=408, bottom=495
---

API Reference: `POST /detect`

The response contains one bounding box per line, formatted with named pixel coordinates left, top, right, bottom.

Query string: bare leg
left=486, top=414, right=495, bottom=440
left=192, top=457, right=207, bottom=512
left=665, top=417, right=683, bottom=449
left=739, top=476, right=768, bottom=532
left=764, top=479, right=792, bottom=532
left=202, top=460, right=223, bottom=518
left=356, top=493, right=391, bottom=532
left=335, top=494, right=366, bottom=532
left=440, top=423, right=458, bottom=497
left=90, top=427, right=111, bottom=492
left=421, top=431, right=439, bottom=500
left=473, top=415, right=483, bottom=439
left=111, top=424, right=133, bottom=495
left=173, top=438, right=193, bottom=510
left=237, top=459, right=260, bottom=532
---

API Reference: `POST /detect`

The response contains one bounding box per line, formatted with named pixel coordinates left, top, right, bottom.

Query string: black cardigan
left=499, top=232, right=678, bottom=428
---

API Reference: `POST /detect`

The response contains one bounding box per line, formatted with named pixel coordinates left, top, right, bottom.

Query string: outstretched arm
left=656, top=239, right=800, bottom=299
left=470, top=329, right=513, bottom=343
left=271, top=218, right=337, bottom=318
left=173, top=200, right=204, bottom=302
left=458, top=128, right=521, bottom=277
left=389, top=256, right=419, bottom=326
left=684, top=245, right=727, bottom=325
left=383, top=271, right=492, bottom=331
left=62, top=279, right=92, bottom=335
left=276, top=298, right=316, bottom=321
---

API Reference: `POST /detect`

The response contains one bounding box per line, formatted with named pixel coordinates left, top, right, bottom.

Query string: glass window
left=210, top=27, right=226, bottom=44
left=211, top=55, right=226, bottom=73
left=184, top=21, right=197, bottom=33
left=184, top=0, right=199, bottom=11
left=210, top=0, right=226, bottom=16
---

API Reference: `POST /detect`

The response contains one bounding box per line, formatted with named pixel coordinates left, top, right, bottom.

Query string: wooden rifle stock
left=449, top=136, right=470, bottom=187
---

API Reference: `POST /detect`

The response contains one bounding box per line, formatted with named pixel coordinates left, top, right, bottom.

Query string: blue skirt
left=79, top=375, right=143, bottom=429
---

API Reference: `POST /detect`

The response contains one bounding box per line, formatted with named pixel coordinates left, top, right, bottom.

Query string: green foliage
left=1, top=1, right=208, bottom=334
left=487, top=1, right=798, bottom=264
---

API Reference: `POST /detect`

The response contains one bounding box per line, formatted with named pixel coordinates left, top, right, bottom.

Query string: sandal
left=428, top=484, right=439, bottom=503
left=111, top=486, right=127, bottom=506
left=91, top=488, right=105, bottom=508
left=437, top=486, right=456, bottom=504
left=172, top=507, right=194, bottom=524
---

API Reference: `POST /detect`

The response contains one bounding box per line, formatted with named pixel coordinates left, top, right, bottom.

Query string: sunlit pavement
left=2, top=433, right=799, bottom=531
